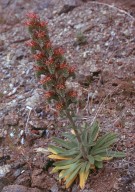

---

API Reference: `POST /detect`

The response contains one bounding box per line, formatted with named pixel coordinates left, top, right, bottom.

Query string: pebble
left=0, top=165, right=11, bottom=178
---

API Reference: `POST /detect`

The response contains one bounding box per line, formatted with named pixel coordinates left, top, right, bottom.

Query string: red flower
left=59, top=63, right=68, bottom=69
left=55, top=102, right=64, bottom=111
left=54, top=48, right=64, bottom=55
left=34, top=53, right=44, bottom=60
left=44, top=91, right=54, bottom=99
left=46, top=58, right=53, bottom=66
left=56, top=84, right=65, bottom=90
left=40, top=76, right=52, bottom=84
left=26, top=12, right=39, bottom=19
left=45, top=41, right=52, bottom=49
left=68, top=66, right=75, bottom=73
left=24, top=20, right=35, bottom=26
left=68, top=90, right=77, bottom=97
left=36, top=31, right=46, bottom=38
left=26, top=40, right=37, bottom=47
left=40, top=21, right=48, bottom=27
left=34, top=66, right=44, bottom=71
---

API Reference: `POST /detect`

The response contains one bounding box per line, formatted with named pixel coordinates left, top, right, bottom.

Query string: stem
left=65, top=110, right=88, bottom=160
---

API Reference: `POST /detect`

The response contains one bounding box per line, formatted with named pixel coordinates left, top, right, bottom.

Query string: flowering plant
left=26, top=13, right=125, bottom=189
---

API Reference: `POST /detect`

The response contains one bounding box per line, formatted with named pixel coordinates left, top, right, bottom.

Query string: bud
left=36, top=31, right=46, bottom=39
left=55, top=102, right=64, bottom=111
left=40, top=76, right=52, bottom=84
left=44, top=91, right=54, bottom=99
left=68, top=90, right=77, bottom=97
left=34, top=53, right=44, bottom=61
left=26, top=12, right=39, bottom=20
left=54, top=48, right=64, bottom=56
left=26, top=40, right=37, bottom=47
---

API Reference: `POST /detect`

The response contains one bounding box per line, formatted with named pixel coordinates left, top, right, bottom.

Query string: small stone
left=29, top=119, right=47, bottom=129
left=4, top=114, right=19, bottom=126
left=0, top=164, right=11, bottom=178
left=50, top=183, right=58, bottom=192
left=25, top=89, right=43, bottom=108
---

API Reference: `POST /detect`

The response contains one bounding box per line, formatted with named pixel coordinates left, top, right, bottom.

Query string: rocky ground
left=0, top=0, right=135, bottom=192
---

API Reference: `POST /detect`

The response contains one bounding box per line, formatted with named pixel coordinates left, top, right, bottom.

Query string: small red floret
left=56, top=84, right=65, bottom=90
left=34, top=53, right=44, bottom=60
left=55, top=102, right=64, bottom=111
left=26, top=12, right=39, bottom=19
left=36, top=31, right=46, bottom=38
left=44, top=91, right=54, bottom=99
left=54, top=48, right=64, bottom=55
left=68, top=90, right=77, bottom=97
left=40, top=76, right=52, bottom=84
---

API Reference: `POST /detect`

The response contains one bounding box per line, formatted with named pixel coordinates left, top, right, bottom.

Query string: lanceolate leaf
left=59, top=162, right=81, bottom=179
left=108, top=151, right=125, bottom=158
left=53, top=137, right=74, bottom=149
left=48, top=145, right=65, bottom=154
left=89, top=121, right=99, bottom=141
left=54, top=154, right=82, bottom=167
left=92, top=133, right=117, bottom=149
left=65, top=164, right=82, bottom=184
left=95, top=161, right=103, bottom=168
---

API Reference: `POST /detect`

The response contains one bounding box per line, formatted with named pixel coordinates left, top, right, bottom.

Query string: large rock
left=1, top=185, right=41, bottom=192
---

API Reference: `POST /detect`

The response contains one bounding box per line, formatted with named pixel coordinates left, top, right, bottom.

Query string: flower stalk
left=25, top=12, right=88, bottom=159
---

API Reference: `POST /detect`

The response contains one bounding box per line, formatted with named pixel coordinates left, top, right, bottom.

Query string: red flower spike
left=26, top=12, right=39, bottom=19
left=40, top=76, right=52, bottom=84
left=34, top=53, right=44, bottom=60
left=56, top=84, right=65, bottom=90
left=54, top=48, right=64, bottom=55
left=36, top=31, right=46, bottom=38
left=68, top=90, right=77, bottom=97
left=55, top=103, right=64, bottom=111
left=44, top=91, right=54, bottom=99
left=26, top=40, right=37, bottom=47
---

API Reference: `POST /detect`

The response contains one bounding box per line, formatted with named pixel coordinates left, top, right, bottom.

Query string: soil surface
left=0, top=0, right=135, bottom=192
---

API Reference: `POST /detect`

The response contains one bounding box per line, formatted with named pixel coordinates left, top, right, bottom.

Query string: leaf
left=79, top=163, right=90, bottom=189
left=88, top=155, right=95, bottom=164
left=52, top=163, right=74, bottom=173
left=58, top=147, right=79, bottom=157
left=101, top=156, right=113, bottom=161
left=53, top=137, right=73, bottom=149
left=94, top=155, right=103, bottom=162
left=65, top=173, right=78, bottom=188
left=108, top=151, right=125, bottom=158
left=54, top=154, right=82, bottom=167
left=95, top=161, right=103, bottom=168
left=48, top=154, right=71, bottom=160
left=95, top=133, right=117, bottom=148
left=62, top=132, right=76, bottom=140
left=65, top=164, right=82, bottom=185
left=59, top=162, right=80, bottom=179
left=90, top=121, right=99, bottom=141
left=48, top=145, right=65, bottom=154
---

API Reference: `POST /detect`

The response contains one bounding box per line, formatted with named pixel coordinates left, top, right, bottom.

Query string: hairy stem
left=65, top=110, right=88, bottom=160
